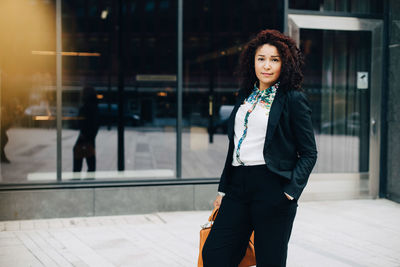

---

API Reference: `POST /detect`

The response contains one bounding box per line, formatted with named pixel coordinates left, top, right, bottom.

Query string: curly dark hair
left=236, top=29, right=304, bottom=95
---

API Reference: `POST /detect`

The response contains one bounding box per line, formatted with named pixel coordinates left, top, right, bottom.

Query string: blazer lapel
left=264, top=89, right=287, bottom=149
left=226, top=88, right=287, bottom=146
left=227, top=91, right=246, bottom=141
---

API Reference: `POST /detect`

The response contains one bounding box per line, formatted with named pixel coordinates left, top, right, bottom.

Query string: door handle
left=371, top=118, right=377, bottom=136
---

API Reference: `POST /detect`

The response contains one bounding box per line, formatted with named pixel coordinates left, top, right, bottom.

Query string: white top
left=219, top=83, right=294, bottom=200
left=232, top=101, right=270, bottom=166
left=231, top=82, right=278, bottom=166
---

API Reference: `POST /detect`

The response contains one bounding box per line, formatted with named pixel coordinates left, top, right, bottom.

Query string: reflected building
left=0, top=0, right=399, bottom=219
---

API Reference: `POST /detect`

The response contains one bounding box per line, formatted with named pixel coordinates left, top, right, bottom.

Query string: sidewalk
left=0, top=199, right=399, bottom=267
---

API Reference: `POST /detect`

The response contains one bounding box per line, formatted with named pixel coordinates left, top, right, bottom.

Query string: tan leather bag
left=198, top=207, right=256, bottom=267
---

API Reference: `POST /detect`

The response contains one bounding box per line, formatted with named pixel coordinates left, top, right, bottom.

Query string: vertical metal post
left=117, top=0, right=125, bottom=171
left=208, top=52, right=215, bottom=143
left=283, top=0, right=289, bottom=34
left=0, top=68, right=2, bottom=176
left=379, top=0, right=389, bottom=198
left=107, top=7, right=112, bottom=131
left=208, top=5, right=215, bottom=144
left=56, top=0, right=62, bottom=182
left=176, top=0, right=183, bottom=179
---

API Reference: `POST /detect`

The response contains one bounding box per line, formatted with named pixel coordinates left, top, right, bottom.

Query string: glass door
left=288, top=15, right=383, bottom=199
left=302, top=29, right=371, bottom=173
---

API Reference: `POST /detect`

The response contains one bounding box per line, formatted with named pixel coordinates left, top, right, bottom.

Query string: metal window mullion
left=283, top=0, right=289, bottom=33
left=379, top=0, right=389, bottom=198
left=176, top=0, right=183, bottom=179
left=56, top=0, right=62, bottom=182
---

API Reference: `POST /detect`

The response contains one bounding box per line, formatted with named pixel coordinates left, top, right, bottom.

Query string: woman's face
left=254, top=44, right=282, bottom=90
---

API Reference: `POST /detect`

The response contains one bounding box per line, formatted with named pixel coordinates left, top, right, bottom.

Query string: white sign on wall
left=357, top=72, right=368, bottom=89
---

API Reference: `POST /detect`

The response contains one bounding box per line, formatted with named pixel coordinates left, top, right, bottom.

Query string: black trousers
left=202, top=164, right=298, bottom=267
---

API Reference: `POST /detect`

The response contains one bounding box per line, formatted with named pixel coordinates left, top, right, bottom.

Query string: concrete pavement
left=0, top=199, right=399, bottom=267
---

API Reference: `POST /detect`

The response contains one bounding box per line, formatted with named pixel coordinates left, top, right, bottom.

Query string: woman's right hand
left=213, top=195, right=223, bottom=208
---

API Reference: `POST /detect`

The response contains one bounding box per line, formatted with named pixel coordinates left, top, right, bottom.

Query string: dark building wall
left=387, top=0, right=400, bottom=202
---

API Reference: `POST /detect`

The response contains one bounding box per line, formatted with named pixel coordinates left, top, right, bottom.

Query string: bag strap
left=208, top=207, right=219, bottom=222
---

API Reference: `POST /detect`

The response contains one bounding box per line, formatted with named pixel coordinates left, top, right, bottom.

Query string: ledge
left=0, top=178, right=220, bottom=191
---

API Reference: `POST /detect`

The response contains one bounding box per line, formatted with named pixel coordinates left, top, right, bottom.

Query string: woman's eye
left=272, top=58, right=279, bottom=62
left=258, top=58, right=264, bottom=61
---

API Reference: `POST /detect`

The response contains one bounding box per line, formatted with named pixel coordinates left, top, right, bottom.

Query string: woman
left=202, top=29, right=317, bottom=267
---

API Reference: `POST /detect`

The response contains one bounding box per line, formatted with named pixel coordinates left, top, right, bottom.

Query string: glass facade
left=0, top=0, right=384, bottom=190
left=0, top=0, right=284, bottom=184
left=60, top=0, right=178, bottom=181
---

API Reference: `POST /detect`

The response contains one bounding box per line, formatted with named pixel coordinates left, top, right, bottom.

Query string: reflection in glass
left=1, top=0, right=376, bottom=184
left=61, top=0, right=177, bottom=181
left=72, top=87, right=99, bottom=173
left=182, top=0, right=283, bottom=178
left=0, top=0, right=57, bottom=183
left=300, top=29, right=371, bottom=173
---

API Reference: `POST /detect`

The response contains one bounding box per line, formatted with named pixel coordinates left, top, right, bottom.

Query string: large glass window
left=0, top=0, right=56, bottom=183
left=4, top=0, right=375, bottom=185
left=181, top=0, right=283, bottom=178
left=61, top=0, right=177, bottom=181
left=0, top=0, right=179, bottom=184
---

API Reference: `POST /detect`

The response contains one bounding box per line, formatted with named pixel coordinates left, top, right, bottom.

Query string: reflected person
left=0, top=105, right=12, bottom=163
left=73, top=86, right=99, bottom=172
left=1, top=99, right=23, bottom=163
left=202, top=30, right=317, bottom=267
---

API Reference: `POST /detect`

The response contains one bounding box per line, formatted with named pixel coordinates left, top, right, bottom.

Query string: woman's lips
left=261, top=73, right=273, bottom=76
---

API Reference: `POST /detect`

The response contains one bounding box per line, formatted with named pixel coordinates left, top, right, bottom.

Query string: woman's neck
left=258, top=81, right=275, bottom=91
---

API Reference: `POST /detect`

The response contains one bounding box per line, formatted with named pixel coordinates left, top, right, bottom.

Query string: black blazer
left=218, top=88, right=317, bottom=200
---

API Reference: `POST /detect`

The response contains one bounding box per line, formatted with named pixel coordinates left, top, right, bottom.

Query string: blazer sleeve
left=218, top=166, right=228, bottom=193
left=282, top=91, right=317, bottom=200
left=218, top=141, right=234, bottom=193
left=217, top=89, right=246, bottom=193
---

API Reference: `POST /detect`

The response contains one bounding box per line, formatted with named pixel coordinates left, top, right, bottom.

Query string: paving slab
left=0, top=199, right=399, bottom=267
